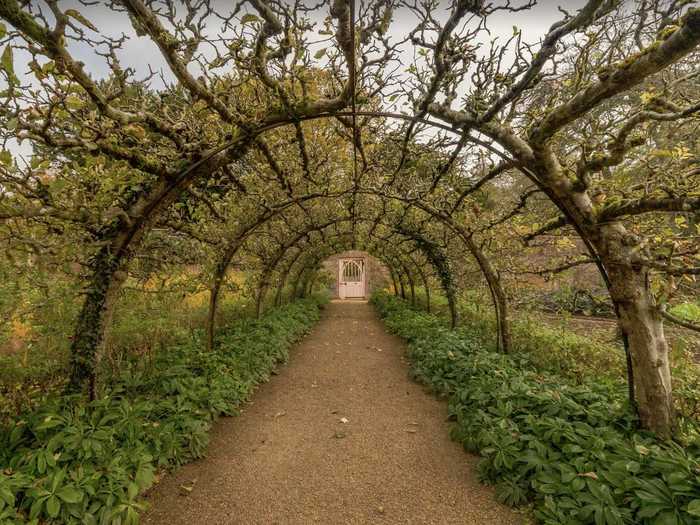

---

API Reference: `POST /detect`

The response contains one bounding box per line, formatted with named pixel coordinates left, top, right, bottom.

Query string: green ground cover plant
left=372, top=292, right=700, bottom=525
left=0, top=297, right=324, bottom=524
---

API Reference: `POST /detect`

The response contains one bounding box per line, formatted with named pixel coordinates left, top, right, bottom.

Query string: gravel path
left=143, top=301, right=522, bottom=525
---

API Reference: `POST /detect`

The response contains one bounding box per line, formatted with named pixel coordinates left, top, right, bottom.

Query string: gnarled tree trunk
left=390, top=269, right=400, bottom=296
left=68, top=250, right=123, bottom=398
left=458, top=230, right=510, bottom=352
left=596, top=225, right=675, bottom=437
left=405, top=267, right=416, bottom=306
left=206, top=267, right=226, bottom=352
left=417, top=267, right=431, bottom=313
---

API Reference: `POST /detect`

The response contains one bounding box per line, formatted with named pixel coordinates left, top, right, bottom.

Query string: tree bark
left=406, top=268, right=416, bottom=306
left=275, top=250, right=303, bottom=306
left=255, top=278, right=269, bottom=318
left=206, top=269, right=225, bottom=352
left=306, top=272, right=318, bottom=296
left=68, top=249, right=123, bottom=398
left=529, top=149, right=674, bottom=436
left=399, top=271, right=407, bottom=299
left=389, top=269, right=399, bottom=296
left=444, top=279, right=458, bottom=329
left=614, top=282, right=674, bottom=437
left=596, top=225, right=675, bottom=437
left=458, top=230, right=510, bottom=352
left=294, top=269, right=309, bottom=298
left=418, top=269, right=431, bottom=313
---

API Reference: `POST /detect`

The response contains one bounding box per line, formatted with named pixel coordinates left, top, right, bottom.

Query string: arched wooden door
left=338, top=259, right=365, bottom=298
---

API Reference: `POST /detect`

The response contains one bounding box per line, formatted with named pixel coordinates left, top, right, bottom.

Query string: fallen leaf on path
left=340, top=417, right=349, bottom=424
left=405, top=429, right=417, bottom=433
left=273, top=410, right=286, bottom=419
left=179, top=480, right=196, bottom=495
left=333, top=431, right=347, bottom=439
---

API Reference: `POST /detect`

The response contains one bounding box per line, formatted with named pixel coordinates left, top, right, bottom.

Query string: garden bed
left=0, top=297, right=325, bottom=524
left=372, top=292, right=700, bottom=525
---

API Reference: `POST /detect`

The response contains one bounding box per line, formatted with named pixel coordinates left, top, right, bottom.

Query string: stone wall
left=320, top=250, right=390, bottom=299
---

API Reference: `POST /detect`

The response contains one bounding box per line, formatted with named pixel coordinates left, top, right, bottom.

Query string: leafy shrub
left=372, top=292, right=700, bottom=525
left=671, top=303, right=700, bottom=324
left=0, top=279, right=261, bottom=427
left=456, top=297, right=626, bottom=384
left=537, top=285, right=614, bottom=317
left=0, top=348, right=67, bottom=427
left=455, top=293, right=699, bottom=428
left=0, top=296, right=324, bottom=524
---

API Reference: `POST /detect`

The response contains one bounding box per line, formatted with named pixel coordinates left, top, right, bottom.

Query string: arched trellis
left=14, top=18, right=687, bottom=435
left=50, top=104, right=521, bottom=397
left=280, top=235, right=434, bottom=309
left=227, top=212, right=446, bottom=320
left=237, top=219, right=435, bottom=309
left=251, top=217, right=351, bottom=317
left=274, top=247, right=305, bottom=306
left=5, top=0, right=696, bottom=437
left=204, top=199, right=502, bottom=350
left=170, top=106, right=660, bottom=430
left=197, top=124, right=521, bottom=357
left=403, top=250, right=433, bottom=313
left=394, top=225, right=457, bottom=327
left=250, top=217, right=436, bottom=311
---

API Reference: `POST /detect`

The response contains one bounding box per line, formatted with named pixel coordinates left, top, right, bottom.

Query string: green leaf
left=127, top=482, right=139, bottom=501
left=29, top=498, right=44, bottom=520
left=50, top=469, right=65, bottom=493
left=687, top=500, right=700, bottom=517
left=37, top=454, right=46, bottom=474
left=625, top=461, right=640, bottom=473
left=65, top=9, right=98, bottom=31
left=46, top=495, right=60, bottom=518
left=314, top=48, right=326, bottom=60
left=0, top=486, right=14, bottom=507
left=0, top=23, right=6, bottom=39
left=135, top=466, right=154, bottom=489
left=56, top=487, right=82, bottom=504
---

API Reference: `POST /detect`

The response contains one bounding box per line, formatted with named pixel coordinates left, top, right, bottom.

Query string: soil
left=142, top=300, right=523, bottom=525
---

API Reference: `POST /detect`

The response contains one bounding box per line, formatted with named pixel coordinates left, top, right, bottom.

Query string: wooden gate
left=338, top=259, right=365, bottom=298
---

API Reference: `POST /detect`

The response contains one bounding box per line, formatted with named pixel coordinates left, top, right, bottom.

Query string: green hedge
left=0, top=297, right=324, bottom=524
left=371, top=292, right=700, bottom=525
